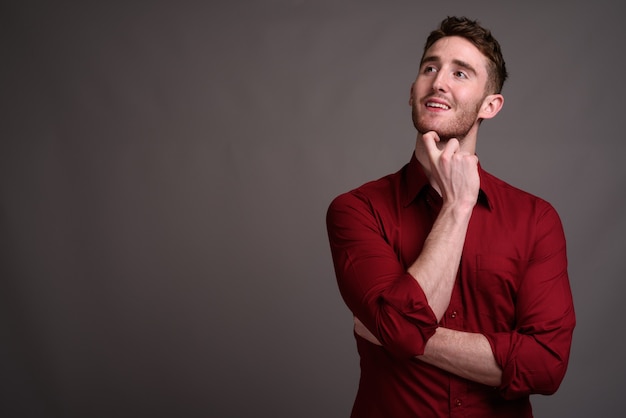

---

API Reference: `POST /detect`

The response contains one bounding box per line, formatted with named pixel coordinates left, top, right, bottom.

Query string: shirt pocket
left=474, top=254, right=524, bottom=328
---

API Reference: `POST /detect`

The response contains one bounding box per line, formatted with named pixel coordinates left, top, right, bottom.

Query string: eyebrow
left=420, top=55, right=478, bottom=75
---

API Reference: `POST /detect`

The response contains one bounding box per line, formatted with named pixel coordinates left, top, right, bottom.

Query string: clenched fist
left=422, top=131, right=480, bottom=211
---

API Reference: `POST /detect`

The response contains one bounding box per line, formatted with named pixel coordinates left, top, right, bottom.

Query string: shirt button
left=455, top=399, right=462, bottom=407
left=450, top=311, right=457, bottom=319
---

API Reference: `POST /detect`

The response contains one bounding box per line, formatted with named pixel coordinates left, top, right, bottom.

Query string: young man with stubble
left=326, top=16, right=575, bottom=418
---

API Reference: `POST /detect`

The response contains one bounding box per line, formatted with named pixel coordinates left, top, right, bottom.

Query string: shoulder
left=326, top=166, right=408, bottom=235
left=328, top=169, right=402, bottom=215
left=480, top=169, right=561, bottom=222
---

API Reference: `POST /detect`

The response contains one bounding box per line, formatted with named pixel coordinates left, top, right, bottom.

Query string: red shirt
left=326, top=154, right=575, bottom=418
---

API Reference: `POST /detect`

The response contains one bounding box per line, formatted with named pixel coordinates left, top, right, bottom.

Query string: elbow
left=498, top=323, right=575, bottom=399
left=350, top=275, right=439, bottom=359
left=374, top=303, right=438, bottom=359
left=534, top=361, right=568, bottom=395
left=378, top=326, right=435, bottom=359
left=501, top=358, right=569, bottom=399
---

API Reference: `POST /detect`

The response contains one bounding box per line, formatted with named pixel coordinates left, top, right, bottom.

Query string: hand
left=354, top=317, right=382, bottom=346
left=422, top=132, right=480, bottom=209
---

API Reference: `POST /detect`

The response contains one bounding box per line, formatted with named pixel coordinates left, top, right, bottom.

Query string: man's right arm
left=406, top=200, right=473, bottom=321
left=327, top=190, right=439, bottom=358
left=327, top=133, right=479, bottom=356
left=407, top=133, right=479, bottom=321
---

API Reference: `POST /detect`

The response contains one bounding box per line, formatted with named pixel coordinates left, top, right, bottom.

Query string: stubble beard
left=412, top=99, right=483, bottom=142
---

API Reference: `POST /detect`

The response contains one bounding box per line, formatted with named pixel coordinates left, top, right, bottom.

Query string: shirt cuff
left=378, top=273, right=439, bottom=357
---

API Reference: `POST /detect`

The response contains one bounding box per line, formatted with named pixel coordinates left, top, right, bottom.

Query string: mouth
left=425, top=101, right=450, bottom=110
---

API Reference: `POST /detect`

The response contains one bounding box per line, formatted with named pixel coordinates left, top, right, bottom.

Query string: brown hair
left=422, top=16, right=508, bottom=94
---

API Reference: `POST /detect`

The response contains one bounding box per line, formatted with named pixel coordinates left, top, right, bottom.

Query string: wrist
left=440, top=201, right=475, bottom=222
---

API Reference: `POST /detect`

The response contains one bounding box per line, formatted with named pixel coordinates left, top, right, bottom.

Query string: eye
left=423, top=65, right=437, bottom=74
left=454, top=71, right=468, bottom=79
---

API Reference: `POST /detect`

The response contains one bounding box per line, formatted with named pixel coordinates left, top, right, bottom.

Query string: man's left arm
left=355, top=201, right=576, bottom=397
left=354, top=317, right=502, bottom=386
left=484, top=202, right=575, bottom=398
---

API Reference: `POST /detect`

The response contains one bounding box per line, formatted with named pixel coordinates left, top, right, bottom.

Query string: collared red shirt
left=326, top=154, right=575, bottom=418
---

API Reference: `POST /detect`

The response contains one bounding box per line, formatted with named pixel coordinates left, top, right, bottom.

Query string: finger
left=421, top=131, right=441, bottom=156
left=441, top=137, right=460, bottom=159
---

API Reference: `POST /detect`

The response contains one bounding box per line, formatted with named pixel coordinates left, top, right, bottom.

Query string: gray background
left=2, top=1, right=624, bottom=417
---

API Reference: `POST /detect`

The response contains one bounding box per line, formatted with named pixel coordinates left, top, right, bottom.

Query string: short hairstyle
left=421, top=16, right=508, bottom=94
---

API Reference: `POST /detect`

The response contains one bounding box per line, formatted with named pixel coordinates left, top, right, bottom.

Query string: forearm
left=407, top=203, right=472, bottom=320
left=354, top=318, right=502, bottom=386
left=419, top=327, right=502, bottom=387
left=407, top=133, right=479, bottom=321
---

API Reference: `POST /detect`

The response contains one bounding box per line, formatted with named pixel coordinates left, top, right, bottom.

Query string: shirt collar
left=403, top=153, right=492, bottom=210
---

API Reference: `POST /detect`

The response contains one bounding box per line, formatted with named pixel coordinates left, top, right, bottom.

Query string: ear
left=478, top=94, right=504, bottom=120
left=409, top=82, right=415, bottom=106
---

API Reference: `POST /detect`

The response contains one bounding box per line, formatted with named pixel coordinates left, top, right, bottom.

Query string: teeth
left=427, top=102, right=449, bottom=110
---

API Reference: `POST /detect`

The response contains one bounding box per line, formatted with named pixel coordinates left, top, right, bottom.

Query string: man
left=326, top=16, right=575, bottom=418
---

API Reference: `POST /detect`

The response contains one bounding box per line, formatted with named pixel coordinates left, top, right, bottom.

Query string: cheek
left=414, top=78, right=432, bottom=95
left=454, top=88, right=473, bottom=102
left=457, top=90, right=484, bottom=110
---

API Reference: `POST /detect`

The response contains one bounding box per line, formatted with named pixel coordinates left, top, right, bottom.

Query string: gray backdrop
left=2, top=1, right=624, bottom=417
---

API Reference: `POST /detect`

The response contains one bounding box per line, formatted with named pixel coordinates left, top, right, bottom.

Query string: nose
left=432, top=72, right=448, bottom=92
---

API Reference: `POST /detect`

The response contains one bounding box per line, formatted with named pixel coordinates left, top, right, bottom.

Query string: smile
left=426, top=102, right=450, bottom=110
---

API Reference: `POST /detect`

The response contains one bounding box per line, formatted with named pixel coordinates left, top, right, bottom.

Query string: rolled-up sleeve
left=484, top=202, right=576, bottom=399
left=326, top=191, right=438, bottom=358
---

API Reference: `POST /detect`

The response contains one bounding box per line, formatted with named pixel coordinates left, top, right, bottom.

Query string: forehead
left=422, top=36, right=490, bottom=74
